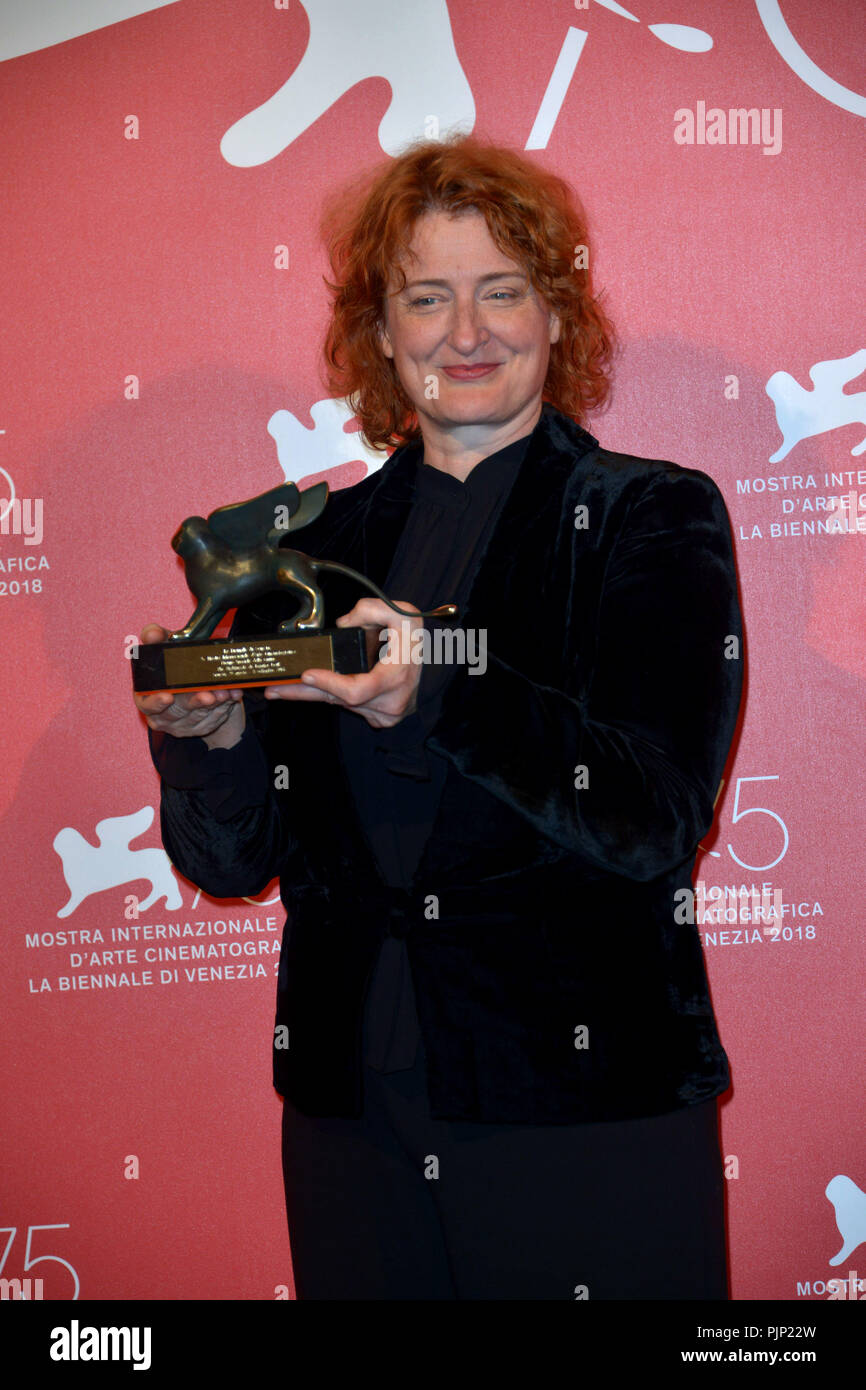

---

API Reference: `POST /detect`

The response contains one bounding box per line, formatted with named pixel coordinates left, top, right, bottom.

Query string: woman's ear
left=549, top=310, right=561, bottom=345
left=377, top=318, right=394, bottom=359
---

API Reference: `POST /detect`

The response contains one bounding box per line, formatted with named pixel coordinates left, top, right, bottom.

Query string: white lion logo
left=220, top=0, right=474, bottom=164
left=267, top=398, right=386, bottom=484
left=766, top=349, right=866, bottom=463
left=53, top=807, right=181, bottom=919
left=826, top=1175, right=866, bottom=1266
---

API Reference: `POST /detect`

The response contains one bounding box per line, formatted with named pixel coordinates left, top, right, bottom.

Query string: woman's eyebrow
left=400, top=270, right=528, bottom=290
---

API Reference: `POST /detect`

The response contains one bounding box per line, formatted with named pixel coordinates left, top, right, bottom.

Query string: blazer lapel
left=450, top=406, right=599, bottom=668
left=317, top=442, right=420, bottom=591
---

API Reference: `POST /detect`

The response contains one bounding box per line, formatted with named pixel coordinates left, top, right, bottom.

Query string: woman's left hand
left=262, top=598, right=424, bottom=730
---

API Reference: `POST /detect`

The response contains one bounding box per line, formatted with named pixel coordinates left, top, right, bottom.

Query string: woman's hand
left=263, top=598, right=424, bottom=730
left=133, top=624, right=246, bottom=749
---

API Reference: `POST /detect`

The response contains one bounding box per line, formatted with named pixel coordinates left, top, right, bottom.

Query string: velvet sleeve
left=148, top=697, right=296, bottom=898
left=427, top=468, right=744, bottom=882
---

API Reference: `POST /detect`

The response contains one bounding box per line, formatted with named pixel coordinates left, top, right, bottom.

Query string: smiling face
left=377, top=209, right=560, bottom=468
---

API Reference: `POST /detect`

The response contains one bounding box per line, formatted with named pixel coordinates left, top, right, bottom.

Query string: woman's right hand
left=133, top=624, right=246, bottom=749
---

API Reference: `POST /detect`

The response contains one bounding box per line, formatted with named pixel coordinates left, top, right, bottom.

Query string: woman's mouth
left=441, top=364, right=501, bottom=380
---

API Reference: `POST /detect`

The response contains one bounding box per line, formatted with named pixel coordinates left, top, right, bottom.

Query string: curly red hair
left=320, top=132, right=615, bottom=450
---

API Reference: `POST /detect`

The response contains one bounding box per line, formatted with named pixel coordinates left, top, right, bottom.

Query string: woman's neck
left=418, top=403, right=542, bottom=481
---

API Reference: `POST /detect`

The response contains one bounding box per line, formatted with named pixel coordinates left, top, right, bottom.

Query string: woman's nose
left=447, top=299, right=491, bottom=352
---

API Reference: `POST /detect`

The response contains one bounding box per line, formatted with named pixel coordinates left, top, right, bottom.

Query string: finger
left=152, top=698, right=238, bottom=731
left=262, top=677, right=340, bottom=702
left=136, top=691, right=176, bottom=714
left=335, top=597, right=421, bottom=628
left=161, top=688, right=224, bottom=712
left=135, top=686, right=240, bottom=716
left=334, top=600, right=390, bottom=629
left=140, top=623, right=169, bottom=643
left=297, top=666, right=400, bottom=706
left=186, top=687, right=238, bottom=705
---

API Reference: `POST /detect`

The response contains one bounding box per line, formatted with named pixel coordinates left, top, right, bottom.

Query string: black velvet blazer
left=154, top=403, right=744, bottom=1124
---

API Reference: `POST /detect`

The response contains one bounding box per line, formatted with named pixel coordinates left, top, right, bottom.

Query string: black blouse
left=341, top=430, right=532, bottom=1072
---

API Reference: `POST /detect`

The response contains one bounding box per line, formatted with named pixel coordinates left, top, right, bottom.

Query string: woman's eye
left=487, top=289, right=517, bottom=300
left=409, top=295, right=439, bottom=307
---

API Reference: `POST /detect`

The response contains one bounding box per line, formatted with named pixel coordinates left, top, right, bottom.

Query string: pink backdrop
left=1, top=0, right=864, bottom=1302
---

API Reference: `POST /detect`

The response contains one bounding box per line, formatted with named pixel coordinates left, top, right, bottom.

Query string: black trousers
left=281, top=1026, right=729, bottom=1300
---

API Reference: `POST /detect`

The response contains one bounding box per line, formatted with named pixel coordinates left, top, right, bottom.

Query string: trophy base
left=131, top=627, right=371, bottom=693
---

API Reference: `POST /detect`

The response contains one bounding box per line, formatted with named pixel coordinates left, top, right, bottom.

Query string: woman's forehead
left=389, top=208, right=523, bottom=274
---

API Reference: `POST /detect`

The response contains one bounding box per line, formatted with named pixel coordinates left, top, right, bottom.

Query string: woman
left=137, top=135, right=744, bottom=1300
